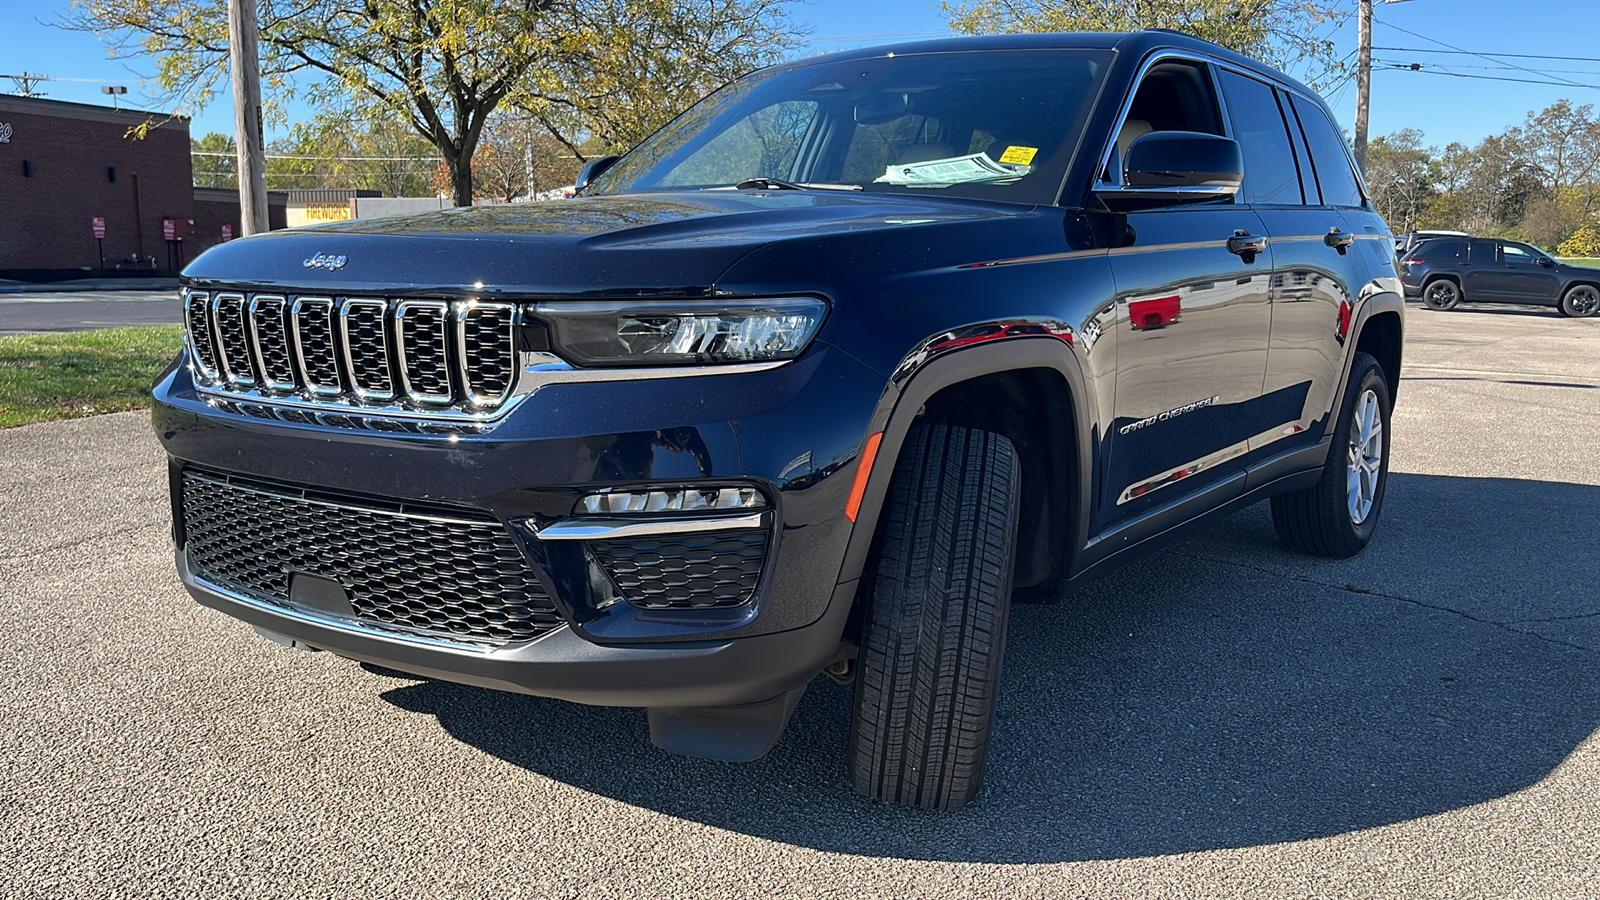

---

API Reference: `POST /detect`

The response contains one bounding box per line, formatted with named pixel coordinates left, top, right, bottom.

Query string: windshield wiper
left=733, top=177, right=862, bottom=192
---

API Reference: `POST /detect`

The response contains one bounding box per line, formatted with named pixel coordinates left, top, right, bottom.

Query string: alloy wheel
left=1346, top=389, right=1383, bottom=525
left=1424, top=282, right=1458, bottom=310
left=1566, top=286, right=1600, bottom=317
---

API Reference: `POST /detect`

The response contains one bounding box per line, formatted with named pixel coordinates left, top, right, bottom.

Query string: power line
left=1375, top=20, right=1590, bottom=89
left=1374, top=45, right=1600, bottom=64
left=1376, top=64, right=1600, bottom=90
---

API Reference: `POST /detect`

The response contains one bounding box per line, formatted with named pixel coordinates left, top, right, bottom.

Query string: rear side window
left=1290, top=94, right=1365, bottom=208
left=1468, top=240, right=1497, bottom=263
left=1421, top=240, right=1464, bottom=258
left=1218, top=70, right=1302, bottom=205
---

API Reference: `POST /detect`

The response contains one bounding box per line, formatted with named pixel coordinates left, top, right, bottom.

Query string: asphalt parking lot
left=0, top=288, right=181, bottom=336
left=2, top=302, right=1598, bottom=898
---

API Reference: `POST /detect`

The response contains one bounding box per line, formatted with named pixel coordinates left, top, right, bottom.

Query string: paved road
left=2, top=304, right=1598, bottom=898
left=0, top=289, right=181, bottom=335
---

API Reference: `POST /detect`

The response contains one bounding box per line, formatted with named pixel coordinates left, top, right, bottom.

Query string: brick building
left=0, top=94, right=284, bottom=275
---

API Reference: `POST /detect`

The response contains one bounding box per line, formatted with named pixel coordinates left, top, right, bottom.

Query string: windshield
left=589, top=50, right=1111, bottom=205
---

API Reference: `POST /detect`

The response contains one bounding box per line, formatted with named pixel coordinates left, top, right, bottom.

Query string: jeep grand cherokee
left=153, top=30, right=1404, bottom=811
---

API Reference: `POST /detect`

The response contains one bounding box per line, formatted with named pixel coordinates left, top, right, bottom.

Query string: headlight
left=533, top=297, right=827, bottom=366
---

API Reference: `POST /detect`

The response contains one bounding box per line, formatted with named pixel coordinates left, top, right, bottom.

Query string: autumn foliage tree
left=943, top=0, right=1351, bottom=86
left=66, top=0, right=802, bottom=205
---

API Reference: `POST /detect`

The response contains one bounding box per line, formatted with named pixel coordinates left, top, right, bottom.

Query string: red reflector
left=1403, top=258, right=1423, bottom=266
left=845, top=432, right=884, bottom=523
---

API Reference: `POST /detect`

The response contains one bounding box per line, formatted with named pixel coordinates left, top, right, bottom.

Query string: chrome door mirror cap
left=1094, top=131, right=1243, bottom=210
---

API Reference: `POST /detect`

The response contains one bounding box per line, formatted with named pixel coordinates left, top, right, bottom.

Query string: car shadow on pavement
left=378, top=472, right=1600, bottom=863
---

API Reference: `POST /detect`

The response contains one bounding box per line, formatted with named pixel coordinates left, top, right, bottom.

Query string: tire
left=1271, top=352, right=1392, bottom=558
left=1560, top=284, right=1600, bottom=318
left=1422, top=279, right=1461, bottom=311
left=849, top=424, right=1020, bottom=812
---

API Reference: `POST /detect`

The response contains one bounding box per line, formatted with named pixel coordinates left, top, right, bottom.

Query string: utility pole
left=227, top=0, right=270, bottom=235
left=2, top=72, right=53, bottom=97
left=1354, top=0, right=1373, bottom=174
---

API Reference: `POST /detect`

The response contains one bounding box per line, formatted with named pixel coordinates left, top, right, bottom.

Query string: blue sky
left=2, top=0, right=1597, bottom=151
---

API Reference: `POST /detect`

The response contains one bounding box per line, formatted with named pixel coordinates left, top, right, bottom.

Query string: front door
left=1102, top=206, right=1273, bottom=528
left=1499, top=242, right=1563, bottom=302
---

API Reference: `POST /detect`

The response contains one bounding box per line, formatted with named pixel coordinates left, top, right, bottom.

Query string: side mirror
left=574, top=155, right=622, bottom=194
left=1095, top=131, right=1243, bottom=210
left=1537, top=255, right=1555, bottom=267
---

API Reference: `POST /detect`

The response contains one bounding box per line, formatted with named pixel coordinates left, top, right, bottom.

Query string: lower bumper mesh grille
left=180, top=470, right=562, bottom=645
left=589, top=530, right=768, bottom=610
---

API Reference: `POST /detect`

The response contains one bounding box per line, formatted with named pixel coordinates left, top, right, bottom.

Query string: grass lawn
left=1557, top=258, right=1600, bottom=267
left=0, top=326, right=183, bottom=428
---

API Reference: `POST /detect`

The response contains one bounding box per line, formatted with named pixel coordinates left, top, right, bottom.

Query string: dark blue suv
left=1401, top=236, right=1600, bottom=317
left=153, top=30, right=1404, bottom=810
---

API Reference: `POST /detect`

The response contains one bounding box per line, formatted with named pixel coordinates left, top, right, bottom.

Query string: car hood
left=181, top=191, right=1029, bottom=298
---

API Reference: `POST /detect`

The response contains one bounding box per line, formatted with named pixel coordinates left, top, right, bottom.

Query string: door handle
left=1227, top=230, right=1267, bottom=263
left=1324, top=228, right=1355, bottom=254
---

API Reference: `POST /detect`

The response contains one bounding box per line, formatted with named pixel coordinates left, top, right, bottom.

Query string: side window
left=1108, top=60, right=1224, bottom=179
left=1289, top=94, right=1365, bottom=208
left=1282, top=92, right=1322, bottom=204
left=1468, top=240, right=1497, bottom=264
left=1217, top=70, right=1302, bottom=205
left=1424, top=240, right=1464, bottom=259
left=1502, top=244, right=1535, bottom=264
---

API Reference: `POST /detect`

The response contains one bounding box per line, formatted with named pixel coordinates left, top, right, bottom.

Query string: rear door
left=1462, top=239, right=1504, bottom=298
left=1218, top=72, right=1365, bottom=453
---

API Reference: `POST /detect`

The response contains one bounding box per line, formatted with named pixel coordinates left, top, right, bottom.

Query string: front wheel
left=1560, top=284, right=1599, bottom=318
left=1271, top=352, right=1392, bottom=558
left=849, top=424, right=1020, bottom=812
left=1422, top=279, right=1461, bottom=311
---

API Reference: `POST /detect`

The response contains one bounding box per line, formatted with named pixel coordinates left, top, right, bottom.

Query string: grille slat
left=589, top=530, right=768, bottom=610
left=396, top=300, right=453, bottom=404
left=183, top=290, right=220, bottom=379
left=458, top=303, right=517, bottom=406
left=291, top=297, right=341, bottom=395
left=181, top=470, right=563, bottom=645
left=248, top=295, right=296, bottom=391
left=339, top=298, right=395, bottom=401
left=211, top=292, right=256, bottom=387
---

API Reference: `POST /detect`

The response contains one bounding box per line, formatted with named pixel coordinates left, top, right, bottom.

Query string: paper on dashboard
left=876, top=152, right=1031, bottom=186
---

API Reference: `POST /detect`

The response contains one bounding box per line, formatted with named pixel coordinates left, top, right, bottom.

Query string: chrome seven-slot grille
left=181, top=469, right=563, bottom=645
left=184, top=289, right=518, bottom=413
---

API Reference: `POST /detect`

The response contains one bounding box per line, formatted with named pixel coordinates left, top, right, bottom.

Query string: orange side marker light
left=845, top=431, right=884, bottom=522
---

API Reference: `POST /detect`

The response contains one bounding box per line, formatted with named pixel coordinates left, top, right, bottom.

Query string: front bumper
left=155, top=341, right=887, bottom=707
left=180, top=550, right=857, bottom=709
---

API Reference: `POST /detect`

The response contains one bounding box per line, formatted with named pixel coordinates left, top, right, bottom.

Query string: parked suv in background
left=1401, top=236, right=1600, bottom=316
left=153, top=30, right=1403, bottom=811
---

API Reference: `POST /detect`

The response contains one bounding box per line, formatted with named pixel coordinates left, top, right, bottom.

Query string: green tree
left=191, top=131, right=237, bottom=189
left=1556, top=222, right=1600, bottom=258
left=517, top=0, right=804, bottom=159
left=67, top=0, right=559, bottom=206
left=942, top=0, right=1351, bottom=86
left=1365, top=130, right=1438, bottom=234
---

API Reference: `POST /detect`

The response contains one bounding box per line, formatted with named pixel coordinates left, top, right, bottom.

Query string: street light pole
left=227, top=0, right=270, bottom=235
left=1354, top=0, right=1373, bottom=174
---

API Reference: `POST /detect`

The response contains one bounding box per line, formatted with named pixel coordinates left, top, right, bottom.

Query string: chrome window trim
left=210, top=291, right=256, bottom=388
left=246, top=294, right=296, bottom=393
left=1092, top=50, right=1226, bottom=195
left=289, top=296, right=342, bottom=396
left=532, top=511, right=770, bottom=541
left=394, top=299, right=454, bottom=406
left=454, top=300, right=519, bottom=409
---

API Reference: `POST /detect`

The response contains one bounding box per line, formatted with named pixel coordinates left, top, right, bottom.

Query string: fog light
left=577, top=487, right=766, bottom=515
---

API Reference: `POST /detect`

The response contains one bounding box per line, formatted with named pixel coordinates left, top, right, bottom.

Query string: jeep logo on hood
left=303, top=252, right=348, bottom=271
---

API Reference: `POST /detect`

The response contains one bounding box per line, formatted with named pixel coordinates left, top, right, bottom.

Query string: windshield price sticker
left=998, top=146, right=1038, bottom=165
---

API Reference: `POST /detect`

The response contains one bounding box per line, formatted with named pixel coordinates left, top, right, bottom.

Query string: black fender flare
left=833, top=337, right=1098, bottom=589
left=1338, top=288, right=1405, bottom=408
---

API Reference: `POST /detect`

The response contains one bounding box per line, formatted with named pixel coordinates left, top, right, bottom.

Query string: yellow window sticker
left=998, top=145, right=1038, bottom=165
